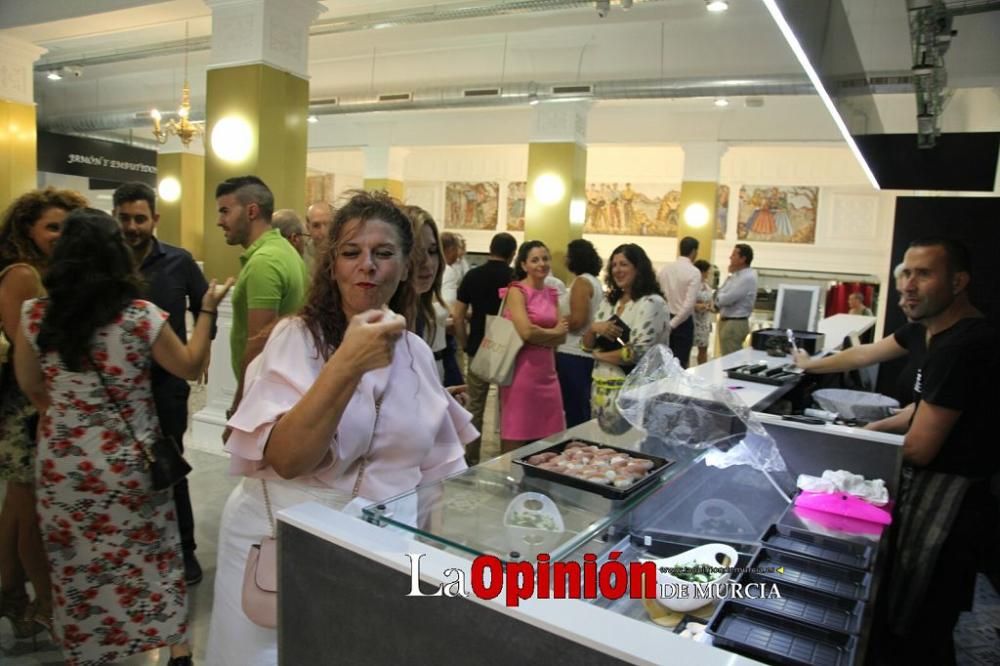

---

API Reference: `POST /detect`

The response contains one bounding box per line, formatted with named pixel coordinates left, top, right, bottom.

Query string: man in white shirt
left=440, top=232, right=464, bottom=306
left=657, top=236, right=701, bottom=368
left=439, top=231, right=466, bottom=386
left=715, top=243, right=758, bottom=355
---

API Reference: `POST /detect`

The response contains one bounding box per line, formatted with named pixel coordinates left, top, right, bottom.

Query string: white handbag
left=469, top=285, right=524, bottom=386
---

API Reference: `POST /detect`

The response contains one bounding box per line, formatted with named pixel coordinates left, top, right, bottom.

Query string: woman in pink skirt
left=499, top=240, right=568, bottom=453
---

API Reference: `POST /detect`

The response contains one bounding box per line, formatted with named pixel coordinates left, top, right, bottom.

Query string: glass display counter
left=279, top=413, right=901, bottom=666
left=362, top=420, right=718, bottom=562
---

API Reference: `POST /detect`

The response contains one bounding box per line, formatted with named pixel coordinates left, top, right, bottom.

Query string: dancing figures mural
left=737, top=185, right=818, bottom=244
left=584, top=183, right=682, bottom=236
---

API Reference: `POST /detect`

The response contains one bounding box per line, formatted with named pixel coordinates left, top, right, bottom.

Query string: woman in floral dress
left=0, top=187, right=85, bottom=639
left=13, top=209, right=231, bottom=666
left=692, top=259, right=715, bottom=366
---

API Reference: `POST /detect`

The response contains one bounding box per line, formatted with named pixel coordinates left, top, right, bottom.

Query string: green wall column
left=524, top=143, right=587, bottom=283
left=0, top=36, right=45, bottom=208
left=157, top=152, right=205, bottom=259
left=523, top=102, right=589, bottom=283
left=678, top=143, right=728, bottom=263
left=201, top=64, right=308, bottom=280
left=201, top=0, right=321, bottom=281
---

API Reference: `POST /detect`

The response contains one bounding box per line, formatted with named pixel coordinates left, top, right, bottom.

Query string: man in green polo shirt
left=215, top=176, right=308, bottom=415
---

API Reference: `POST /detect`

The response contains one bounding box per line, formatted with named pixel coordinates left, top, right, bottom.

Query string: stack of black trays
left=706, top=523, right=876, bottom=666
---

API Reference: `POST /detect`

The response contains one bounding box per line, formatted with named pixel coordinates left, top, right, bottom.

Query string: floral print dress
left=21, top=298, right=188, bottom=666
left=590, top=294, right=670, bottom=433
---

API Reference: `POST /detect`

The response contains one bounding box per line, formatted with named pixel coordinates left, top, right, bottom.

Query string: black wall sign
left=37, top=131, right=157, bottom=186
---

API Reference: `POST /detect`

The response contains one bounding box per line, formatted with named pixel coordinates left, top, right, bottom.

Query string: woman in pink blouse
left=206, top=191, right=476, bottom=666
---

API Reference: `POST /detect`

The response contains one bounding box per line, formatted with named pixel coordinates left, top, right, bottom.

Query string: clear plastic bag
left=614, top=345, right=791, bottom=498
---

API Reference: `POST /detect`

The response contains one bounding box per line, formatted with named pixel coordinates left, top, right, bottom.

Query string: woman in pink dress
left=499, top=241, right=568, bottom=453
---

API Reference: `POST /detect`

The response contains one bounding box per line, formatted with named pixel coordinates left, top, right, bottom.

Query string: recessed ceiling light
left=714, top=98, right=730, bottom=107
left=47, top=71, right=62, bottom=81
left=706, top=1, right=729, bottom=12
left=307, top=115, right=319, bottom=124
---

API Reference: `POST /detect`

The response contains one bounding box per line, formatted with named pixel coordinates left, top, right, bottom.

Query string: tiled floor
left=2, top=383, right=997, bottom=664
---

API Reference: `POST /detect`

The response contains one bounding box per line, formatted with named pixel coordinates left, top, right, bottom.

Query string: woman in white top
left=206, top=192, right=476, bottom=666
left=582, top=243, right=670, bottom=434
left=555, top=239, right=605, bottom=427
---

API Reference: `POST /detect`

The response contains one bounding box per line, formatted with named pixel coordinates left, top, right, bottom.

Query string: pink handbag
left=241, top=480, right=278, bottom=628
left=241, top=533, right=278, bottom=628
left=240, top=397, right=381, bottom=628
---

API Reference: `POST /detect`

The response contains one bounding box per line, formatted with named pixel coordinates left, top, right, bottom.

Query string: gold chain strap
left=261, top=479, right=276, bottom=540
left=351, top=396, right=383, bottom=499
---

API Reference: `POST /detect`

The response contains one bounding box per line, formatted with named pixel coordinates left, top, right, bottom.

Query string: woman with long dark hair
left=0, top=187, right=85, bottom=640
left=555, top=239, right=604, bottom=428
left=14, top=208, right=231, bottom=665
left=582, top=243, right=669, bottom=432
left=498, top=240, right=567, bottom=452
left=207, top=191, right=474, bottom=665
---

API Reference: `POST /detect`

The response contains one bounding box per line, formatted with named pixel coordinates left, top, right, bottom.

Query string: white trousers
left=204, top=478, right=350, bottom=666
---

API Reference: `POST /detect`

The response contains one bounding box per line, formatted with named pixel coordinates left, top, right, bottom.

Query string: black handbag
left=91, top=355, right=191, bottom=491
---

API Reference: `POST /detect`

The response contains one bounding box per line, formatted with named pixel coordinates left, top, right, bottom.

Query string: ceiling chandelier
left=151, top=24, right=203, bottom=147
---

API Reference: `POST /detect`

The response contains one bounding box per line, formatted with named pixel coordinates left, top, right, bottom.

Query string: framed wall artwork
left=507, top=181, right=526, bottom=231
left=444, top=182, right=500, bottom=230
left=737, top=185, right=819, bottom=244
left=584, top=183, right=682, bottom=236
left=305, top=173, right=335, bottom=208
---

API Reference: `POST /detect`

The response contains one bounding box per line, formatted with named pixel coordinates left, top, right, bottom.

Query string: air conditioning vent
left=463, top=88, right=501, bottom=97
left=551, top=84, right=593, bottom=95
left=377, top=92, right=412, bottom=102
left=310, top=96, right=339, bottom=106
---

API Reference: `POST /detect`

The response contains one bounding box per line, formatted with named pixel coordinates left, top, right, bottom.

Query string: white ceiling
left=3, top=0, right=999, bottom=147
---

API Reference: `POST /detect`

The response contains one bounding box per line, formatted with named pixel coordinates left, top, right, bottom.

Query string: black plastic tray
left=707, top=601, right=858, bottom=666
left=725, top=364, right=800, bottom=386
left=748, top=548, right=872, bottom=601
left=734, top=572, right=865, bottom=634
left=514, top=439, right=673, bottom=500
left=760, top=525, right=875, bottom=571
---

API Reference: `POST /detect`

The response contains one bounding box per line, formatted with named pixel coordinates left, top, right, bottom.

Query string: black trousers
left=668, top=316, right=694, bottom=369
left=154, top=386, right=196, bottom=554
left=443, top=333, right=464, bottom=387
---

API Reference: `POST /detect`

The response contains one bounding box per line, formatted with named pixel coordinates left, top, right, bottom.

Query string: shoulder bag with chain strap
left=241, top=395, right=383, bottom=628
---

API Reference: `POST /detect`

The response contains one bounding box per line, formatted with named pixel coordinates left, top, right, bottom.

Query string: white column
left=0, top=35, right=46, bottom=104
left=529, top=100, right=590, bottom=144
left=362, top=144, right=408, bottom=181
left=204, top=0, right=324, bottom=76
left=189, top=294, right=236, bottom=454
left=681, top=141, right=728, bottom=181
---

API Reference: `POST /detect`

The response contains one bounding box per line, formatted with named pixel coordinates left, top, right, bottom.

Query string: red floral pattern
left=23, top=298, right=187, bottom=666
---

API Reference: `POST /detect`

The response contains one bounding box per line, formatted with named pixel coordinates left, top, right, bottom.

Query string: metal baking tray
left=513, top=439, right=673, bottom=500
left=760, top=524, right=875, bottom=571
left=747, top=548, right=872, bottom=601
left=707, top=601, right=858, bottom=666
left=733, top=572, right=865, bottom=635
left=725, top=363, right=800, bottom=386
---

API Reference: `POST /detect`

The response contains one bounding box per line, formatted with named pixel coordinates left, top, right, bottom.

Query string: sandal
left=0, top=588, right=42, bottom=639
left=25, top=599, right=56, bottom=649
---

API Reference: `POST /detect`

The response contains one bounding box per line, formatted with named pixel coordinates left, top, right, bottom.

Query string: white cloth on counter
left=796, top=469, right=889, bottom=506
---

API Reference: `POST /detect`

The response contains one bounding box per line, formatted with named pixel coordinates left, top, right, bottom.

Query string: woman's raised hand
left=202, top=278, right=235, bottom=312
left=337, top=309, right=407, bottom=375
